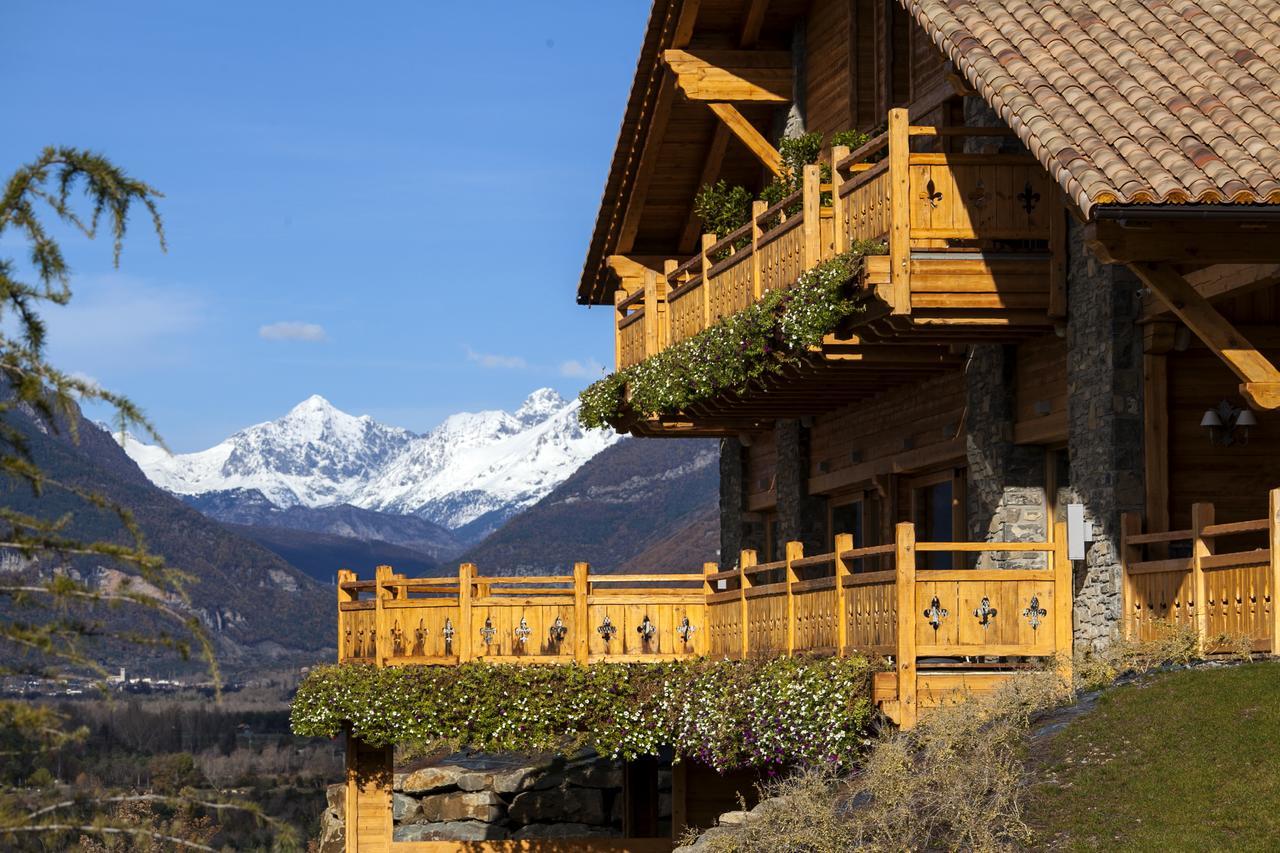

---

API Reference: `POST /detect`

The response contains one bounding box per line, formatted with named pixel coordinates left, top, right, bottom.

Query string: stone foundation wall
left=965, top=343, right=1049, bottom=568
left=1066, top=221, right=1145, bottom=648
left=317, top=750, right=670, bottom=847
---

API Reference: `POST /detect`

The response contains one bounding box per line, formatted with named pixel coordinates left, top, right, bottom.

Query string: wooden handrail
left=617, top=288, right=646, bottom=310
left=1125, top=528, right=1193, bottom=545
left=834, top=130, right=889, bottom=171
left=1202, top=519, right=1268, bottom=537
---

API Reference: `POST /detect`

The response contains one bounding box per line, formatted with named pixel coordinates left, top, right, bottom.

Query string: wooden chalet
left=336, top=2, right=1280, bottom=849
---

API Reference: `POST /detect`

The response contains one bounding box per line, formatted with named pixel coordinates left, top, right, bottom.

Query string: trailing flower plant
left=578, top=242, right=886, bottom=430
left=291, top=656, right=875, bottom=772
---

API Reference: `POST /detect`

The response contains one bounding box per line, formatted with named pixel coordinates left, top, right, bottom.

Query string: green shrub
left=694, top=180, right=754, bottom=240
left=579, top=243, right=886, bottom=430
left=290, top=656, right=875, bottom=772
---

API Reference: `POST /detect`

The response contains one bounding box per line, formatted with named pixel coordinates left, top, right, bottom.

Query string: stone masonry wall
left=775, top=419, right=828, bottom=554
left=318, top=750, right=669, bottom=847
left=965, top=344, right=1049, bottom=569
left=1066, top=220, right=1145, bottom=648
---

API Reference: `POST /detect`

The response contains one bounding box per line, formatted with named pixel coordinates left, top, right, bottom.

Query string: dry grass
left=689, top=626, right=1220, bottom=852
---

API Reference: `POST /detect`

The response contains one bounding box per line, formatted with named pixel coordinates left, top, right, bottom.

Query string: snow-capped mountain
left=118, top=389, right=620, bottom=532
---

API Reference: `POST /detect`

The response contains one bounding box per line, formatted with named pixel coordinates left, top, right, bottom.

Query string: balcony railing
left=612, top=106, right=1063, bottom=372
left=337, top=521, right=1072, bottom=728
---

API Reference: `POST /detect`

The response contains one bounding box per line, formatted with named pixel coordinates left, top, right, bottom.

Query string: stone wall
left=317, top=750, right=670, bottom=846
left=964, top=344, right=1049, bottom=568
left=1065, top=221, right=1145, bottom=648
left=775, top=419, right=828, bottom=554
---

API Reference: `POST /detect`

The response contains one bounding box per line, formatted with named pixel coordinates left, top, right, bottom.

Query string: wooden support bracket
left=708, top=102, right=783, bottom=176
left=1130, top=261, right=1280, bottom=410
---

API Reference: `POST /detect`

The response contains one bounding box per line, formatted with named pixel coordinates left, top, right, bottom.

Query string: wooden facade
left=336, top=1, right=1280, bottom=848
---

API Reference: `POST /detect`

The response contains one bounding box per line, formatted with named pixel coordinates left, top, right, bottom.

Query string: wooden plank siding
left=1014, top=334, right=1068, bottom=445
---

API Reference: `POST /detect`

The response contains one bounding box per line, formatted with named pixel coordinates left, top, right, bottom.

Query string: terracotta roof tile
left=902, top=0, right=1280, bottom=215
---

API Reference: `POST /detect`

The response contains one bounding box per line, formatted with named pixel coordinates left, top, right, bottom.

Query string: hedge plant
left=291, top=656, right=875, bottom=771
left=579, top=242, right=886, bottom=430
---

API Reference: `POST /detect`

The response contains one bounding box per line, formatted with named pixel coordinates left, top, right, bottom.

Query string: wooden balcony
left=1121, top=487, right=1280, bottom=655
left=613, top=107, right=1063, bottom=373
left=337, top=522, right=1072, bottom=728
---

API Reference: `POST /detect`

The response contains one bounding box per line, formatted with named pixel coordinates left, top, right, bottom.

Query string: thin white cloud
left=259, top=321, right=328, bottom=342
left=560, top=358, right=604, bottom=378
left=466, top=346, right=527, bottom=370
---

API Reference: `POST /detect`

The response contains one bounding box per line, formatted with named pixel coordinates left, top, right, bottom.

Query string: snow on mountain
left=117, top=389, right=620, bottom=530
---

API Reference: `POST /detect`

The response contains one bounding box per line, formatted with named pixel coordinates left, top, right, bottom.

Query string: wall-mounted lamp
left=1200, top=399, right=1258, bottom=446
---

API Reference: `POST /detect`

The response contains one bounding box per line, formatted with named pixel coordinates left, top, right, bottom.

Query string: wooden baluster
left=802, top=164, right=821, bottom=269
left=888, top=107, right=911, bottom=316
left=750, top=200, right=765, bottom=300
left=739, top=549, right=755, bottom=660
left=830, top=145, right=849, bottom=255
left=458, top=563, right=474, bottom=663
left=337, top=568, right=355, bottom=662
left=1053, top=521, right=1072, bottom=684
left=894, top=522, right=917, bottom=728
left=700, top=233, right=715, bottom=330
left=1120, top=513, right=1142, bottom=640
left=785, top=541, right=802, bottom=655
left=1191, top=503, right=1213, bottom=655
left=574, top=561, right=590, bottom=665
left=373, top=564, right=393, bottom=668
left=1271, top=488, right=1280, bottom=655
left=834, top=533, right=853, bottom=658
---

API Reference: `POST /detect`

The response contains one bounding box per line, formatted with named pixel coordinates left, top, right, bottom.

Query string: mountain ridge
left=119, top=389, right=621, bottom=533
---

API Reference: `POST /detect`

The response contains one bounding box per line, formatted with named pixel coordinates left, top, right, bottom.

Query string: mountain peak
left=288, top=394, right=340, bottom=416
left=515, top=388, right=566, bottom=424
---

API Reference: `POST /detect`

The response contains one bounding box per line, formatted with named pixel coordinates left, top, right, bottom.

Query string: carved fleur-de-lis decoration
left=1022, top=596, right=1047, bottom=631
left=1018, top=180, right=1041, bottom=216
left=923, top=597, right=949, bottom=630
left=597, top=615, right=617, bottom=643
left=637, top=615, right=656, bottom=642
left=479, top=617, right=496, bottom=647
left=442, top=617, right=455, bottom=647
left=390, top=620, right=405, bottom=655
left=548, top=615, right=568, bottom=644
left=413, top=619, right=428, bottom=654
left=967, top=178, right=988, bottom=209
left=974, top=597, right=999, bottom=629
left=677, top=616, right=697, bottom=645
left=921, top=178, right=943, bottom=208
left=514, top=616, right=532, bottom=645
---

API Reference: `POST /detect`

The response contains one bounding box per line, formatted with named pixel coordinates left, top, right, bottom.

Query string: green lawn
left=1027, top=662, right=1280, bottom=851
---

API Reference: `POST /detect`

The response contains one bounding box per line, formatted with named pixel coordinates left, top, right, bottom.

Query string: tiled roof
left=903, top=0, right=1280, bottom=216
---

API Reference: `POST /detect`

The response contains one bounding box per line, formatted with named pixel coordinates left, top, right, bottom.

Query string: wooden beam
left=679, top=123, right=730, bottom=253
left=663, top=49, right=792, bottom=103
left=1130, top=261, right=1280, bottom=409
left=671, top=0, right=701, bottom=49
left=1143, top=353, right=1169, bottom=537
left=606, top=254, right=667, bottom=280
left=1141, top=263, right=1280, bottom=320
left=739, top=0, right=769, bottom=46
left=1087, top=219, right=1280, bottom=264
left=708, top=102, right=783, bottom=176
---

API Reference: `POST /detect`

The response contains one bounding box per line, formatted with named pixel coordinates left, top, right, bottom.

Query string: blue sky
left=1, top=2, right=647, bottom=451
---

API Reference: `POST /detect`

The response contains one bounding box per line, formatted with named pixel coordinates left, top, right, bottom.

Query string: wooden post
left=373, top=565, right=393, bottom=668
left=785, top=541, right=802, bottom=655
left=574, top=561, right=590, bottom=665
left=1191, top=502, right=1214, bottom=655
left=834, top=533, right=853, bottom=657
left=888, top=107, right=911, bottom=315
left=345, top=733, right=393, bottom=852
left=830, top=145, right=849, bottom=254
left=336, top=568, right=355, bottom=662
left=739, top=549, right=756, bottom=660
left=662, top=259, right=678, bottom=348
left=1120, top=513, right=1142, bottom=640
left=894, top=522, right=917, bottom=728
left=1052, top=521, right=1072, bottom=683
left=613, top=289, right=627, bottom=370
left=801, top=163, right=821, bottom=266
left=642, top=270, right=659, bottom=359
left=750, top=200, right=765, bottom=299
left=671, top=760, right=688, bottom=841
left=1271, top=489, right=1280, bottom=655
left=457, top=563, right=474, bottom=663
left=700, top=232, right=716, bottom=330
left=1048, top=190, right=1067, bottom=318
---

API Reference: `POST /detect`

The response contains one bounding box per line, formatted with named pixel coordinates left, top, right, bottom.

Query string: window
left=829, top=491, right=883, bottom=571
left=762, top=512, right=780, bottom=564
